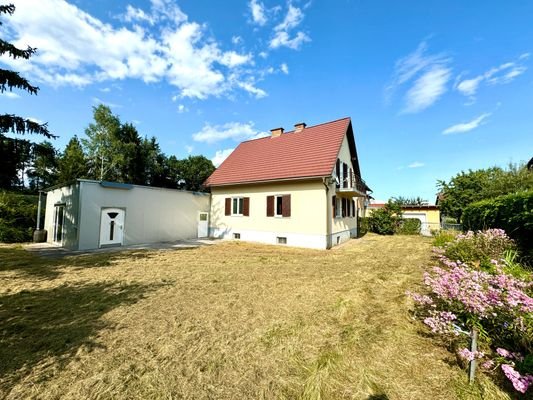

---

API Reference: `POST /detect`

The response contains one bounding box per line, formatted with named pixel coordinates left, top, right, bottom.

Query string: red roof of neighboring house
left=205, top=117, right=352, bottom=187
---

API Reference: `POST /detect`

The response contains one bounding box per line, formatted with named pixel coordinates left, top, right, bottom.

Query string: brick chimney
left=294, top=122, right=306, bottom=132
left=270, top=127, right=284, bottom=137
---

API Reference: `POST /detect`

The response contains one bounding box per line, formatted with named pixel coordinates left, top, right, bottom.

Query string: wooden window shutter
left=352, top=200, right=356, bottom=217
left=332, top=195, right=336, bottom=217
left=243, top=197, right=250, bottom=216
left=266, top=195, right=274, bottom=217
left=282, top=195, right=291, bottom=217
left=225, top=198, right=231, bottom=216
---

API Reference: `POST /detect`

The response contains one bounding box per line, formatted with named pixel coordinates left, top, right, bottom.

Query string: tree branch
left=0, top=39, right=36, bottom=59
left=0, top=114, right=57, bottom=138
left=0, top=69, right=39, bottom=94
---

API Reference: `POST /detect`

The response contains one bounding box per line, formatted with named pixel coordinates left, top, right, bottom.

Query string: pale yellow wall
left=330, top=135, right=358, bottom=234
left=424, top=209, right=441, bottom=229
left=210, top=180, right=328, bottom=235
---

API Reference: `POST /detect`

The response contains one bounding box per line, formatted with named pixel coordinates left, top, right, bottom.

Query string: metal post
left=36, top=191, right=42, bottom=230
left=469, top=328, right=478, bottom=384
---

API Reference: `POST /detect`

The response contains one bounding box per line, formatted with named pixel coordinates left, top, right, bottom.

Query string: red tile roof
left=205, top=117, right=351, bottom=187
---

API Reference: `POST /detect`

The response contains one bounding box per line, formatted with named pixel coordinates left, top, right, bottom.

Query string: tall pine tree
left=57, top=136, right=88, bottom=184
left=0, top=4, right=53, bottom=138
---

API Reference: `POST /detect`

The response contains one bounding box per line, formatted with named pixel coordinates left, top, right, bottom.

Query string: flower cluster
left=501, top=364, right=533, bottom=394
left=423, top=311, right=457, bottom=335
left=458, top=348, right=485, bottom=362
left=420, top=264, right=533, bottom=318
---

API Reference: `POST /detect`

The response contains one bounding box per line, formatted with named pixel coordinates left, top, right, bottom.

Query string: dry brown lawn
left=0, top=235, right=510, bottom=400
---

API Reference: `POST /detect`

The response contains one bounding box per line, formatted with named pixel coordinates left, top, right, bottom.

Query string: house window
left=267, top=195, right=291, bottom=217
left=342, top=162, right=348, bottom=188
left=336, top=197, right=342, bottom=218
left=233, top=233, right=241, bottom=239
left=232, top=197, right=244, bottom=215
left=275, top=196, right=283, bottom=217
left=225, top=197, right=249, bottom=216
left=277, top=236, right=287, bottom=245
left=335, top=159, right=340, bottom=188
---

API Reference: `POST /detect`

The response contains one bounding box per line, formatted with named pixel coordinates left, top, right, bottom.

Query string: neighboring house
left=204, top=117, right=371, bottom=249
left=367, top=200, right=440, bottom=236
left=44, top=179, right=210, bottom=250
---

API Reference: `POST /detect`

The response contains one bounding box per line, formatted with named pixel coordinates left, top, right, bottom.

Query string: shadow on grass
left=0, top=281, right=161, bottom=389
left=0, top=246, right=159, bottom=279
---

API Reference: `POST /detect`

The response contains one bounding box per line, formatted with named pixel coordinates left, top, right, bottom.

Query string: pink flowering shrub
left=409, top=229, right=533, bottom=394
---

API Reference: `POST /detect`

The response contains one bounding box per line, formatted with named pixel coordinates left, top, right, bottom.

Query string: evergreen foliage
left=0, top=4, right=53, bottom=139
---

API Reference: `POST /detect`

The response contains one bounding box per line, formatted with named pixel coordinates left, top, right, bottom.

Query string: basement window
left=233, top=233, right=241, bottom=240
left=276, top=236, right=287, bottom=245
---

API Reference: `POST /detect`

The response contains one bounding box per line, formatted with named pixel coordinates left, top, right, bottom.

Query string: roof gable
left=205, top=117, right=359, bottom=187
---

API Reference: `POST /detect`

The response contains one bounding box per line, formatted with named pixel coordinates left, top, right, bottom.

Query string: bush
left=462, top=191, right=533, bottom=258
left=409, top=229, right=533, bottom=394
left=357, top=216, right=368, bottom=237
left=367, top=201, right=402, bottom=235
left=442, top=229, right=516, bottom=271
left=432, top=229, right=459, bottom=247
left=0, top=191, right=39, bottom=243
left=398, top=218, right=421, bottom=235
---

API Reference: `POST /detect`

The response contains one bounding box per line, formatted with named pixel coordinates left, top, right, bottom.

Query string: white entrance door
left=53, top=204, right=65, bottom=244
left=198, top=212, right=209, bottom=238
left=100, top=208, right=125, bottom=247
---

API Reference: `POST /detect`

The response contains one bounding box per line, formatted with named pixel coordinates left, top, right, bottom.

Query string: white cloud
left=99, top=87, right=111, bottom=93
left=192, top=121, right=268, bottom=144
left=275, top=4, right=304, bottom=32
left=387, top=41, right=451, bottom=112
left=123, top=5, right=155, bottom=25
left=1, top=92, right=20, bottom=99
left=403, top=65, right=451, bottom=113
left=177, top=104, right=188, bottom=113
left=231, top=35, right=242, bottom=45
left=219, top=51, right=252, bottom=68
left=408, top=161, right=425, bottom=168
left=1, top=0, right=264, bottom=100
left=185, top=145, right=194, bottom=154
left=259, top=51, right=268, bottom=59
left=269, top=4, right=310, bottom=50
left=280, top=63, right=289, bottom=74
left=236, top=81, right=267, bottom=98
left=212, top=148, right=235, bottom=167
left=455, top=55, right=528, bottom=99
left=249, top=0, right=267, bottom=26
left=442, top=112, right=491, bottom=135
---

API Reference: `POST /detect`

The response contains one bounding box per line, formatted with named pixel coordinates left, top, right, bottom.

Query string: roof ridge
left=240, top=116, right=351, bottom=144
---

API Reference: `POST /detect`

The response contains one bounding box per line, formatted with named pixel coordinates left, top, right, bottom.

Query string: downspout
left=322, top=177, right=332, bottom=249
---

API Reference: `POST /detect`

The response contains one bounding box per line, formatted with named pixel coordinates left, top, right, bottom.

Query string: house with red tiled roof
left=205, top=117, right=371, bottom=249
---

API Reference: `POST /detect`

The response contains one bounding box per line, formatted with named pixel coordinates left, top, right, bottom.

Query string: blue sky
left=1, top=0, right=532, bottom=202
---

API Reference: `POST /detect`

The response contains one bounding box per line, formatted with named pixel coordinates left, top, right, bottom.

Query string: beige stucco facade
left=210, top=135, right=364, bottom=249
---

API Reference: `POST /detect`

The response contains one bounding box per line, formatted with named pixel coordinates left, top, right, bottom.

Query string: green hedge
left=0, top=191, right=39, bottom=243
left=398, top=218, right=421, bottom=235
left=462, top=191, right=533, bottom=255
